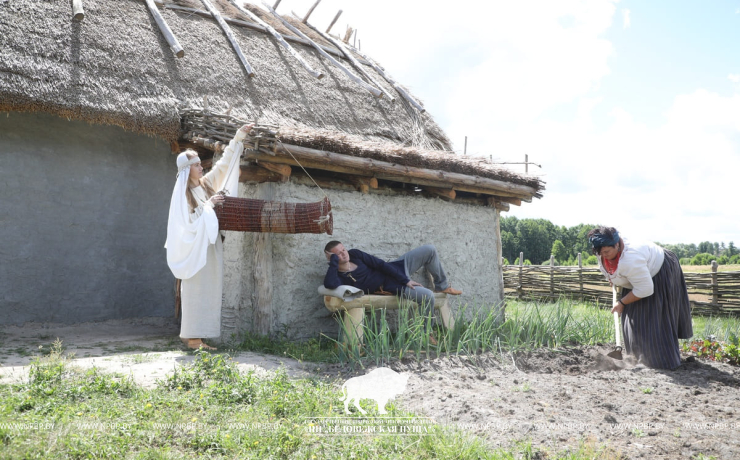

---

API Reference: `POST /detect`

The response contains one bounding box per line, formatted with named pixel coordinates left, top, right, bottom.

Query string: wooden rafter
left=262, top=2, right=383, bottom=98
left=302, top=19, right=394, bottom=100
left=200, top=0, right=255, bottom=77
left=226, top=0, right=323, bottom=79
left=347, top=44, right=425, bottom=112
left=72, top=0, right=84, bottom=20
left=145, top=0, right=185, bottom=58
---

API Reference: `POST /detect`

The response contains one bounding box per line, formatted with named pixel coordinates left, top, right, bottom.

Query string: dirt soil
left=2, top=320, right=739, bottom=459
left=390, top=347, right=740, bottom=459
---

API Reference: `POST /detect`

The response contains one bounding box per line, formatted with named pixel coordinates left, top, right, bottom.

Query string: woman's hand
left=209, top=195, right=225, bottom=206
left=611, top=300, right=624, bottom=315
left=406, top=280, right=422, bottom=290
left=238, top=123, right=255, bottom=135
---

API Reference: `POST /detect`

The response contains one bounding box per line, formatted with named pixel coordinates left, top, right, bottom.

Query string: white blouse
left=597, top=239, right=665, bottom=298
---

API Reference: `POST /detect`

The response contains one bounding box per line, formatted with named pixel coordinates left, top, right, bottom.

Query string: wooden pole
left=550, top=255, right=555, bottom=295
left=712, top=260, right=719, bottom=304
left=253, top=183, right=275, bottom=336
left=72, top=0, right=84, bottom=20
left=464, top=136, right=467, bottom=155
left=577, top=252, right=583, bottom=297
left=244, top=143, right=539, bottom=199
left=272, top=0, right=282, bottom=10
left=302, top=21, right=394, bottom=100
left=227, top=0, right=324, bottom=79
left=302, top=0, right=322, bottom=23
left=518, top=252, right=524, bottom=300
left=200, top=0, right=255, bottom=77
left=326, top=10, right=342, bottom=33
left=525, top=154, right=529, bottom=174
left=262, top=3, right=382, bottom=98
left=145, top=0, right=185, bottom=58
left=345, top=43, right=425, bottom=112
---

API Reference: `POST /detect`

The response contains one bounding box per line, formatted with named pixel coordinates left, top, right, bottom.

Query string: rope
left=275, top=138, right=330, bottom=199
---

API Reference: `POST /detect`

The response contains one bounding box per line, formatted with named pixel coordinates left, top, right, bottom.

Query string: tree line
left=501, top=216, right=740, bottom=266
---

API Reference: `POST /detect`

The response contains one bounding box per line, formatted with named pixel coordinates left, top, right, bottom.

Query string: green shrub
left=731, top=254, right=740, bottom=264
left=584, top=255, right=598, bottom=265
left=718, top=255, right=729, bottom=265
left=679, top=258, right=692, bottom=265
left=541, top=259, right=560, bottom=266
left=690, top=253, right=715, bottom=265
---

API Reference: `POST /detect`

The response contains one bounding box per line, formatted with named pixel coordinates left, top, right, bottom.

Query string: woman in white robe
left=165, top=124, right=253, bottom=349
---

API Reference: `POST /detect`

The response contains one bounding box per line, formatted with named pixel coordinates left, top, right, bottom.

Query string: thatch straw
left=0, top=0, right=451, bottom=150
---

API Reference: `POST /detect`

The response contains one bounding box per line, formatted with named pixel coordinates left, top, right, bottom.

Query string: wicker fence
left=503, top=254, right=740, bottom=316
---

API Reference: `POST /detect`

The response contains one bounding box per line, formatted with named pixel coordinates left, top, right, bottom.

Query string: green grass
left=688, top=315, right=740, bottom=343
left=330, top=298, right=615, bottom=366
left=0, top=341, right=622, bottom=459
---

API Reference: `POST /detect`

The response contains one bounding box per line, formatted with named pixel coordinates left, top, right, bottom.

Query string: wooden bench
left=323, top=293, right=456, bottom=346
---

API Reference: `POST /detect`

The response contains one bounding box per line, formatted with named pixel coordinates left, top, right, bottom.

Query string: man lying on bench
left=323, top=241, right=462, bottom=345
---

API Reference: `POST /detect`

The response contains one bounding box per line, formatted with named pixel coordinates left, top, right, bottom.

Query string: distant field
left=681, top=264, right=740, bottom=273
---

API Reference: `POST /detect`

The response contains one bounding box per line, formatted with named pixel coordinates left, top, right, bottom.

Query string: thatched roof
left=0, top=0, right=545, bottom=195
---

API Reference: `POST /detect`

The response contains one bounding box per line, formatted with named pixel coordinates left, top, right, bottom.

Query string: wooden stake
left=347, top=43, right=426, bottom=112
left=304, top=21, right=395, bottom=100
left=326, top=10, right=343, bottom=33
left=227, top=0, right=323, bottom=79
left=262, top=2, right=383, bottom=98
left=72, top=0, right=84, bottom=20
left=302, top=0, right=322, bottom=23
left=145, top=0, right=185, bottom=58
left=200, top=0, right=255, bottom=77
left=272, top=0, right=282, bottom=10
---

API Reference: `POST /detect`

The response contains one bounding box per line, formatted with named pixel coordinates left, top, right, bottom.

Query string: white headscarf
left=164, top=152, right=220, bottom=280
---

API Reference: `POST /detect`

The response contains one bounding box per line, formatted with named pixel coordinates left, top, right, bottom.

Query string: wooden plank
left=72, top=0, right=84, bottom=20
left=303, top=20, right=395, bottom=100
left=262, top=2, right=383, bottom=98
left=302, top=0, right=321, bottom=23
left=145, top=0, right=185, bottom=58
left=498, top=196, right=522, bottom=206
left=200, top=0, right=255, bottom=77
left=226, top=0, right=323, bottom=79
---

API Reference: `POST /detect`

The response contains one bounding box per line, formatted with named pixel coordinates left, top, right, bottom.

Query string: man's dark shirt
left=323, top=249, right=409, bottom=294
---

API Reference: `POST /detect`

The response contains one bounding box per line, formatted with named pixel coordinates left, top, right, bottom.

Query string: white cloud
left=622, top=9, right=631, bottom=29
left=729, top=74, right=740, bottom=83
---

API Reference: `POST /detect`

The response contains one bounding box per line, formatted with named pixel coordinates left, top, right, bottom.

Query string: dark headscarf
left=589, top=229, right=620, bottom=250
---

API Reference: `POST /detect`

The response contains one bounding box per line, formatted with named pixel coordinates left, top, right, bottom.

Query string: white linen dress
left=179, top=138, right=242, bottom=339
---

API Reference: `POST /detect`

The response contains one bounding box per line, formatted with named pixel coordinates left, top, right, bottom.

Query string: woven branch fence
left=503, top=254, right=740, bottom=316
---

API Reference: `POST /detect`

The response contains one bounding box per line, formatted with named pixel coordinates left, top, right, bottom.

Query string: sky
left=271, top=0, right=740, bottom=245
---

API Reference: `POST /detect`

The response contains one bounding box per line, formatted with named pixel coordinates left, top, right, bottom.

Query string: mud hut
left=0, top=0, right=544, bottom=339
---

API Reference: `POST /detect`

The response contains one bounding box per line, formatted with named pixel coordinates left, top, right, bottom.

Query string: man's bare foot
left=186, top=339, right=216, bottom=350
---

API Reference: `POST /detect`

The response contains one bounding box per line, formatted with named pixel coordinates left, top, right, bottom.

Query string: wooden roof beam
left=487, top=197, right=511, bottom=212
left=243, top=143, right=537, bottom=199
left=350, top=177, right=378, bottom=194
left=200, top=0, right=255, bottom=77
left=145, top=0, right=185, bottom=58
left=72, top=0, right=84, bottom=20
left=227, top=0, right=323, bottom=79
left=240, top=163, right=286, bottom=183
left=326, top=10, right=342, bottom=33
left=424, top=187, right=456, bottom=200
left=263, top=2, right=383, bottom=98
left=255, top=161, right=291, bottom=182
left=302, top=19, right=395, bottom=100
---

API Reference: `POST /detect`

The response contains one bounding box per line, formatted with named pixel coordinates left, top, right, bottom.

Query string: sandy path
left=0, top=318, right=315, bottom=388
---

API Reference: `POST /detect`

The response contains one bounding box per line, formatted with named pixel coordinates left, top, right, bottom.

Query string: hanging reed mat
left=215, top=196, right=333, bottom=235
